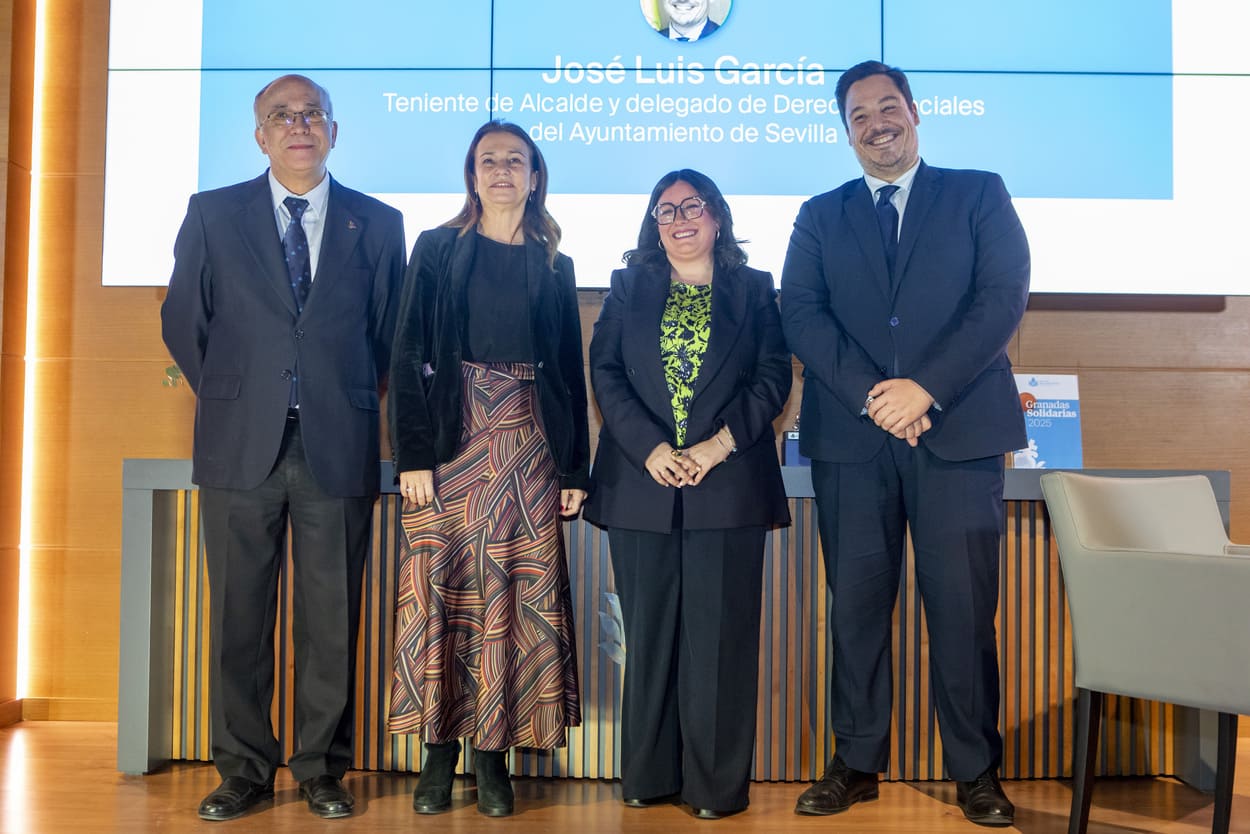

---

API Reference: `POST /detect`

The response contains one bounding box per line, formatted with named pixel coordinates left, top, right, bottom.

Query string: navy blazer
left=780, top=161, right=1030, bottom=463
left=584, top=264, right=791, bottom=534
left=659, top=18, right=719, bottom=39
left=388, top=226, right=591, bottom=492
left=161, top=173, right=405, bottom=497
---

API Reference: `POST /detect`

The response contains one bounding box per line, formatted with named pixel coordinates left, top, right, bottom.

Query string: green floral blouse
left=660, top=280, right=713, bottom=446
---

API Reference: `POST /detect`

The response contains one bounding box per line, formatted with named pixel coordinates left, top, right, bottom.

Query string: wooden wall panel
left=23, top=544, right=117, bottom=715
left=26, top=357, right=193, bottom=550
left=0, top=354, right=23, bottom=544
left=1019, top=298, right=1250, bottom=370
left=1016, top=298, right=1250, bottom=538
left=0, top=545, right=18, bottom=708
left=1, top=162, right=30, bottom=354
left=4, top=2, right=30, bottom=173
left=0, top=0, right=26, bottom=716
left=1009, top=366, right=1250, bottom=539
left=0, top=0, right=13, bottom=326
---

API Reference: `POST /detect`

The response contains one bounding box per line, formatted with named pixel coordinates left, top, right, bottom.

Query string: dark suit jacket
left=388, top=226, right=591, bottom=491
left=659, top=18, right=719, bottom=39
left=161, top=173, right=405, bottom=497
left=583, top=263, right=791, bottom=534
left=780, top=161, right=1030, bottom=463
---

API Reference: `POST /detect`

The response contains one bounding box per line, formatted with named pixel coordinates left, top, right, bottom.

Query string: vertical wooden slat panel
left=167, top=494, right=1177, bottom=781
left=171, top=492, right=186, bottom=760
left=889, top=534, right=906, bottom=781
left=782, top=506, right=798, bottom=780
left=783, top=525, right=800, bottom=779
left=760, top=525, right=778, bottom=779
left=577, top=516, right=597, bottom=779
left=172, top=488, right=213, bottom=763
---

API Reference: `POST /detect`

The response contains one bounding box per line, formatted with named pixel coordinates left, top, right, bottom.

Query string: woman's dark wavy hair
left=444, top=120, right=562, bottom=267
left=622, top=169, right=748, bottom=271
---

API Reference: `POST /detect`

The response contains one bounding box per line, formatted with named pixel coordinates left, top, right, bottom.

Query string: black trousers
left=811, top=439, right=1005, bottom=780
left=200, top=418, right=374, bottom=784
left=608, top=523, right=766, bottom=812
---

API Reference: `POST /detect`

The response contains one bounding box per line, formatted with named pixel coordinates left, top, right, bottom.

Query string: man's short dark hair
left=835, top=61, right=914, bottom=129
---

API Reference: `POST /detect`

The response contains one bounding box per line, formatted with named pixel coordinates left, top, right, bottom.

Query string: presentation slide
left=103, top=0, right=1250, bottom=293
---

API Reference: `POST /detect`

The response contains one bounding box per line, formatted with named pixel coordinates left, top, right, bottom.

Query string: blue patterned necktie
left=282, top=196, right=310, bottom=408
left=283, top=196, right=311, bottom=312
left=875, top=184, right=900, bottom=278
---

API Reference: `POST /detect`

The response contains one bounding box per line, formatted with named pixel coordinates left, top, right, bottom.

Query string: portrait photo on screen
left=642, top=0, right=732, bottom=42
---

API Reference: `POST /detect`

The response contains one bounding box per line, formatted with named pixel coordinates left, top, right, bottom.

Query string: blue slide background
left=197, top=0, right=1172, bottom=199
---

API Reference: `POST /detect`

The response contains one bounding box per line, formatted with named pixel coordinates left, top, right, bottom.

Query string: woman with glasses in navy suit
left=584, top=168, right=791, bottom=820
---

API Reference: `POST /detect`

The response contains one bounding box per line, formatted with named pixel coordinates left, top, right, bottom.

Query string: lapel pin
left=347, top=219, right=358, bottom=230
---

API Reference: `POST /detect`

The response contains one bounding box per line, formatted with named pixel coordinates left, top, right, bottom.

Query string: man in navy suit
left=780, top=61, right=1029, bottom=826
left=161, top=74, right=404, bottom=821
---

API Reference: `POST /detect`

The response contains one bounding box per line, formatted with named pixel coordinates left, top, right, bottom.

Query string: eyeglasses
left=262, top=108, right=331, bottom=128
left=651, top=196, right=707, bottom=225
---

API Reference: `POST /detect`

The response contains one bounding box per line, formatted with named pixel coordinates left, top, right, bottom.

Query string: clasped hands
left=644, top=428, right=734, bottom=488
left=866, top=378, right=934, bottom=447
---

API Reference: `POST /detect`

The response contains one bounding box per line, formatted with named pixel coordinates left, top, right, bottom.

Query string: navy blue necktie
left=282, top=197, right=310, bottom=407
left=876, top=184, right=900, bottom=278
left=282, top=197, right=312, bottom=312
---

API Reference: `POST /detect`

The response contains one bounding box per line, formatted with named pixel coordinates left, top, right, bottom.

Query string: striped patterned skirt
left=388, top=361, right=581, bottom=749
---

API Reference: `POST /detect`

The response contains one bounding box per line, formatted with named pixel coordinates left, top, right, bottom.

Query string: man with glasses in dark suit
left=162, top=74, right=404, bottom=821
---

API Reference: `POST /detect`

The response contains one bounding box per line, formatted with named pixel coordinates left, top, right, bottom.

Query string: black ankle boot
left=412, top=740, right=461, bottom=814
left=474, top=750, right=514, bottom=817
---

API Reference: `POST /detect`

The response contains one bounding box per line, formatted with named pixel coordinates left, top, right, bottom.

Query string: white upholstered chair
left=1040, top=471, right=1250, bottom=834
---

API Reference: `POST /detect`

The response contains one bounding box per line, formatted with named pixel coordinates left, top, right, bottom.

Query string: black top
left=389, top=226, right=591, bottom=489
left=464, top=233, right=533, bottom=363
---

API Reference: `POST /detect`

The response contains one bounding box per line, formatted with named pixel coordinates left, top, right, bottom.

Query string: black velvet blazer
left=388, top=226, right=591, bottom=491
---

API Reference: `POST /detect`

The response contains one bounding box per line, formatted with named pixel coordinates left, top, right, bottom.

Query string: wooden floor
left=2, top=722, right=1248, bottom=833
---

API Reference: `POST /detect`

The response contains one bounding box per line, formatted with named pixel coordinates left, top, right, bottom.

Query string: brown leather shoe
left=299, top=774, right=354, bottom=819
left=956, top=769, right=1014, bottom=827
left=197, top=776, right=274, bottom=821
left=795, top=756, right=879, bottom=815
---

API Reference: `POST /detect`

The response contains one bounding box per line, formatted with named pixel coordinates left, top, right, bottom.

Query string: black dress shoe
left=413, top=740, right=462, bottom=814
left=623, top=793, right=679, bottom=808
left=197, top=776, right=274, bottom=821
left=956, top=769, right=1015, bottom=827
left=474, top=750, right=514, bottom=817
left=794, top=756, right=879, bottom=815
left=299, top=774, right=355, bottom=819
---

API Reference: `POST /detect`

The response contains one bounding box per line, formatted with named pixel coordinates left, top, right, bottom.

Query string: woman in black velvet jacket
left=386, top=121, right=589, bottom=819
